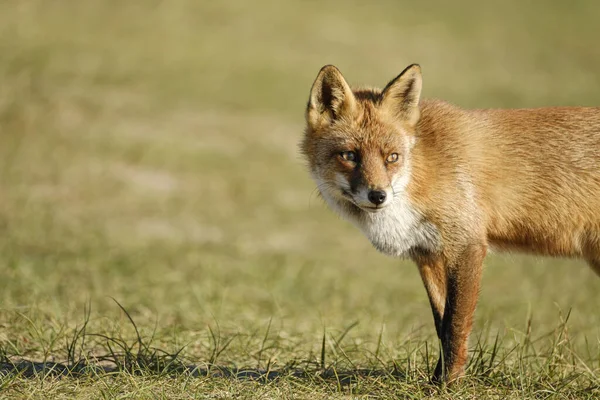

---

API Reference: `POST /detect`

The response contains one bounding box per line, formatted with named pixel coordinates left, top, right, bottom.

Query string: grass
left=0, top=0, right=599, bottom=398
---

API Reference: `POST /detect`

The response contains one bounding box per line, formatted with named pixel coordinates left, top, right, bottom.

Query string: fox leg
left=427, top=243, right=486, bottom=383
left=584, top=258, right=600, bottom=277
left=582, top=234, right=600, bottom=277
left=417, top=254, right=447, bottom=341
left=588, top=261, right=600, bottom=276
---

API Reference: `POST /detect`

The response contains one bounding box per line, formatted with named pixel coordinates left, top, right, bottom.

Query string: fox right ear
left=381, top=64, right=422, bottom=127
left=306, top=65, right=356, bottom=128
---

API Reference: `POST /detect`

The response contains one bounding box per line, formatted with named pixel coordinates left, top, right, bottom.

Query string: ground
left=0, top=1, right=599, bottom=398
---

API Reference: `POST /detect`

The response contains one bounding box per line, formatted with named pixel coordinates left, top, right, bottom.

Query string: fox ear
left=381, top=64, right=422, bottom=126
left=306, top=65, right=356, bottom=128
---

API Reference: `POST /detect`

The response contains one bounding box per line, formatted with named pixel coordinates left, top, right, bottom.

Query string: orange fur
left=302, top=64, right=600, bottom=383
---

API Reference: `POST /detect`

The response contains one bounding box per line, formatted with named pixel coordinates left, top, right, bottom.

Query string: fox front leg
left=434, top=244, right=486, bottom=383
left=416, top=243, right=486, bottom=383
left=417, top=253, right=447, bottom=341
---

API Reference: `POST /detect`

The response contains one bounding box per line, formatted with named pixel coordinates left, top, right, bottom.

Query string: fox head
left=302, top=64, right=422, bottom=216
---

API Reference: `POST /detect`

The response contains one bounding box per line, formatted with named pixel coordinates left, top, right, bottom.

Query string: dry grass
left=1, top=0, right=599, bottom=398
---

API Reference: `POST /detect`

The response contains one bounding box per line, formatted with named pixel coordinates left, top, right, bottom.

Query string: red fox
left=301, top=64, right=600, bottom=383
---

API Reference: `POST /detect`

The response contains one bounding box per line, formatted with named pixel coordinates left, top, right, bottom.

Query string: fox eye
left=340, top=151, right=357, bottom=162
left=386, top=153, right=399, bottom=163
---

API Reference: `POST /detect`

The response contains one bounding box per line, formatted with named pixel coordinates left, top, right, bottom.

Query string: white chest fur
left=315, top=170, right=440, bottom=258
left=354, top=200, right=440, bottom=258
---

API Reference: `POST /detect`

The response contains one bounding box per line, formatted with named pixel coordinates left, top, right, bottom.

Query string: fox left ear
left=306, top=65, right=356, bottom=128
left=381, top=64, right=422, bottom=126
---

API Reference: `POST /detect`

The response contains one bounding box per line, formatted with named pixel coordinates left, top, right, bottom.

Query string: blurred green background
left=1, top=0, right=599, bottom=370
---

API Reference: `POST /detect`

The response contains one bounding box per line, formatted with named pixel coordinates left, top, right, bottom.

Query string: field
left=1, top=1, right=599, bottom=398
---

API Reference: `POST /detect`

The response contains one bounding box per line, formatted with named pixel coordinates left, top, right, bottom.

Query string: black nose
left=368, top=190, right=387, bottom=205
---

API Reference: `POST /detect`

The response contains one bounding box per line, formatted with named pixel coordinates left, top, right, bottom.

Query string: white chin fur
left=357, top=199, right=439, bottom=257
left=320, top=187, right=439, bottom=258
left=313, top=171, right=439, bottom=258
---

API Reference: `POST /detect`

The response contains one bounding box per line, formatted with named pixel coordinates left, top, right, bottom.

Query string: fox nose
left=368, top=190, right=387, bottom=206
